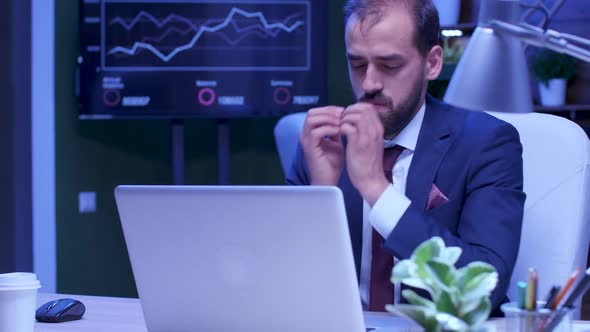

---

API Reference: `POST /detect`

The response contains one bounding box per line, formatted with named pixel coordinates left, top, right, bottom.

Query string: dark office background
left=0, top=0, right=33, bottom=274
left=52, top=0, right=354, bottom=297
left=1, top=0, right=589, bottom=302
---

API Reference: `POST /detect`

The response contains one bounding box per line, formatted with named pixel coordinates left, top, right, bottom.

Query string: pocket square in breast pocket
left=426, top=184, right=449, bottom=211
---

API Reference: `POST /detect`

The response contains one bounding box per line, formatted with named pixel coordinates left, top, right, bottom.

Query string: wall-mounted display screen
left=78, top=0, right=327, bottom=119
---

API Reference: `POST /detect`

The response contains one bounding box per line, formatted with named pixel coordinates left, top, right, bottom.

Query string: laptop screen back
left=115, top=185, right=365, bottom=332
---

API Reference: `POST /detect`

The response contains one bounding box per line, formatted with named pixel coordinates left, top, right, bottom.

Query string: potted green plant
left=530, top=49, right=576, bottom=106
left=428, top=37, right=464, bottom=99
left=386, top=237, right=498, bottom=332
left=438, top=37, right=464, bottom=80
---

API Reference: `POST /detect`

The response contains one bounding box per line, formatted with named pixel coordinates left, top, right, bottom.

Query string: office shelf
left=440, top=23, right=477, bottom=32
left=534, top=104, right=590, bottom=121
left=534, top=104, right=590, bottom=113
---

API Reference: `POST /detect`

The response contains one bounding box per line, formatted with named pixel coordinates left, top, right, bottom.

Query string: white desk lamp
left=444, top=0, right=590, bottom=113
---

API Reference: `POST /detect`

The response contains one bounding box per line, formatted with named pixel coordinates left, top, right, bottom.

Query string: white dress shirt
left=359, top=102, right=426, bottom=307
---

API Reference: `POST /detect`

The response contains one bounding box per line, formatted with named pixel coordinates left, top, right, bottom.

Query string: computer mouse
left=35, top=298, right=86, bottom=323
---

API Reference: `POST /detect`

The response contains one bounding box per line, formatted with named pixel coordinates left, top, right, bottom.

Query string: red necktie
left=368, top=145, right=404, bottom=311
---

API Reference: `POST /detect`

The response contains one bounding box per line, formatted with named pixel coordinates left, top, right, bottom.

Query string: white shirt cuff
left=369, top=185, right=411, bottom=239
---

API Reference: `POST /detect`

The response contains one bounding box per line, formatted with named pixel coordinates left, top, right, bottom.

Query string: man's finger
left=304, top=114, right=342, bottom=130
left=340, top=122, right=359, bottom=140
left=342, top=108, right=382, bottom=137
left=307, top=125, right=341, bottom=142
left=340, top=112, right=362, bottom=126
left=307, top=106, right=345, bottom=118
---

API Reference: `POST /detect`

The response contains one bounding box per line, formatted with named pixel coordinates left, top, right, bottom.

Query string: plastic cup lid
left=0, top=272, right=41, bottom=290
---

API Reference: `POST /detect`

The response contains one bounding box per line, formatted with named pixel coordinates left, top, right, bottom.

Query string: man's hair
left=344, top=0, right=440, bottom=56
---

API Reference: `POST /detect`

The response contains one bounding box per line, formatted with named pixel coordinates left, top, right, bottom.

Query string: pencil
left=517, top=281, right=527, bottom=309
left=551, top=267, right=581, bottom=310
left=563, top=267, right=590, bottom=308
left=543, top=286, right=560, bottom=309
left=525, top=268, right=537, bottom=310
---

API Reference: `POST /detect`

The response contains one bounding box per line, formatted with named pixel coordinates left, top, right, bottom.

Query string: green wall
left=55, top=0, right=351, bottom=296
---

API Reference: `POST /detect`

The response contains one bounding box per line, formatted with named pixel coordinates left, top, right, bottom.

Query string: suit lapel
left=406, top=97, right=454, bottom=210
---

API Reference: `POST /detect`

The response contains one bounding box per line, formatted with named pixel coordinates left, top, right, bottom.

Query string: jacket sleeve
left=286, top=144, right=311, bottom=185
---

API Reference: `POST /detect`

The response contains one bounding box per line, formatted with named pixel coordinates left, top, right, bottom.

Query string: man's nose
left=362, top=65, right=383, bottom=95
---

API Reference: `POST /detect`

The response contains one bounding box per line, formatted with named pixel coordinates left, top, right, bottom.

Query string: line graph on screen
left=102, top=1, right=311, bottom=71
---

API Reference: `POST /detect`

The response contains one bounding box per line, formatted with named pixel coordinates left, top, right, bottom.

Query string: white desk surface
left=34, top=293, right=590, bottom=332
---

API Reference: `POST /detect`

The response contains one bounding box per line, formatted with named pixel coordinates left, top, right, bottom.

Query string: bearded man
left=287, top=0, right=525, bottom=316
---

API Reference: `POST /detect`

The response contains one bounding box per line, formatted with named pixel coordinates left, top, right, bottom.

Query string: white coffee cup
left=0, top=273, right=41, bottom=332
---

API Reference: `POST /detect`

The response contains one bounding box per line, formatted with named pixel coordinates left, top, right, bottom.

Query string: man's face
left=345, top=6, right=431, bottom=139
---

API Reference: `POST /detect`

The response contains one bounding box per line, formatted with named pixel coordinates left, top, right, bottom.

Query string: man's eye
left=352, top=63, right=367, bottom=69
left=383, top=64, right=401, bottom=70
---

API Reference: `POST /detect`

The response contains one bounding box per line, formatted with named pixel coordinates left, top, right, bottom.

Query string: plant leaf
left=461, top=297, right=492, bottom=327
left=392, top=259, right=417, bottom=283
left=435, top=290, right=458, bottom=315
left=402, top=289, right=436, bottom=309
left=411, top=237, right=444, bottom=265
left=435, top=312, right=469, bottom=331
left=392, top=260, right=435, bottom=295
left=413, top=263, right=438, bottom=296
left=392, top=259, right=436, bottom=295
left=459, top=296, right=485, bottom=316
left=438, top=247, right=462, bottom=266
left=427, top=260, right=457, bottom=290
left=386, top=304, right=439, bottom=332
left=457, top=262, right=496, bottom=292
left=409, top=260, right=457, bottom=297
left=457, top=262, right=495, bottom=280
left=461, top=272, right=498, bottom=303
left=400, top=277, right=436, bottom=295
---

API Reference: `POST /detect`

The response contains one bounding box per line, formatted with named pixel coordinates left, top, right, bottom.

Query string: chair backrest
left=274, top=112, right=307, bottom=175
left=488, top=111, right=590, bottom=318
left=273, top=111, right=590, bottom=317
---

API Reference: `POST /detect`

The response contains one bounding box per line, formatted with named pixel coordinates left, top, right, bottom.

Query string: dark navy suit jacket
left=287, top=96, right=525, bottom=311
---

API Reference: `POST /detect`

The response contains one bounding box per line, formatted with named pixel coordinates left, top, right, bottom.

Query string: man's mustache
left=359, top=92, right=393, bottom=107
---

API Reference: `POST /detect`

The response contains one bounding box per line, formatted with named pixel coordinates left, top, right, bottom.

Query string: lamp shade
left=444, top=27, right=533, bottom=113
left=444, top=0, right=533, bottom=113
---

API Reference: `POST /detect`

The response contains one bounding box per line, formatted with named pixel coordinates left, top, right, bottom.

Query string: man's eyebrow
left=346, top=53, right=405, bottom=61
left=375, top=54, right=404, bottom=61
left=346, top=53, right=365, bottom=61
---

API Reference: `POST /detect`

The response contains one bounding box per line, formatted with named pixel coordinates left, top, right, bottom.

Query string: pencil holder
left=500, top=301, right=572, bottom=332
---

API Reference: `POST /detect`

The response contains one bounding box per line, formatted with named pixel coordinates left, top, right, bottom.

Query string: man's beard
left=358, top=76, right=424, bottom=140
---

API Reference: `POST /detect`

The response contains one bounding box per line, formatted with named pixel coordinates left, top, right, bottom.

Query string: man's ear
left=425, top=45, right=443, bottom=81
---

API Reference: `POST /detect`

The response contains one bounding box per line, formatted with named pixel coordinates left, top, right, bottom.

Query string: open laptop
left=115, top=185, right=421, bottom=332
